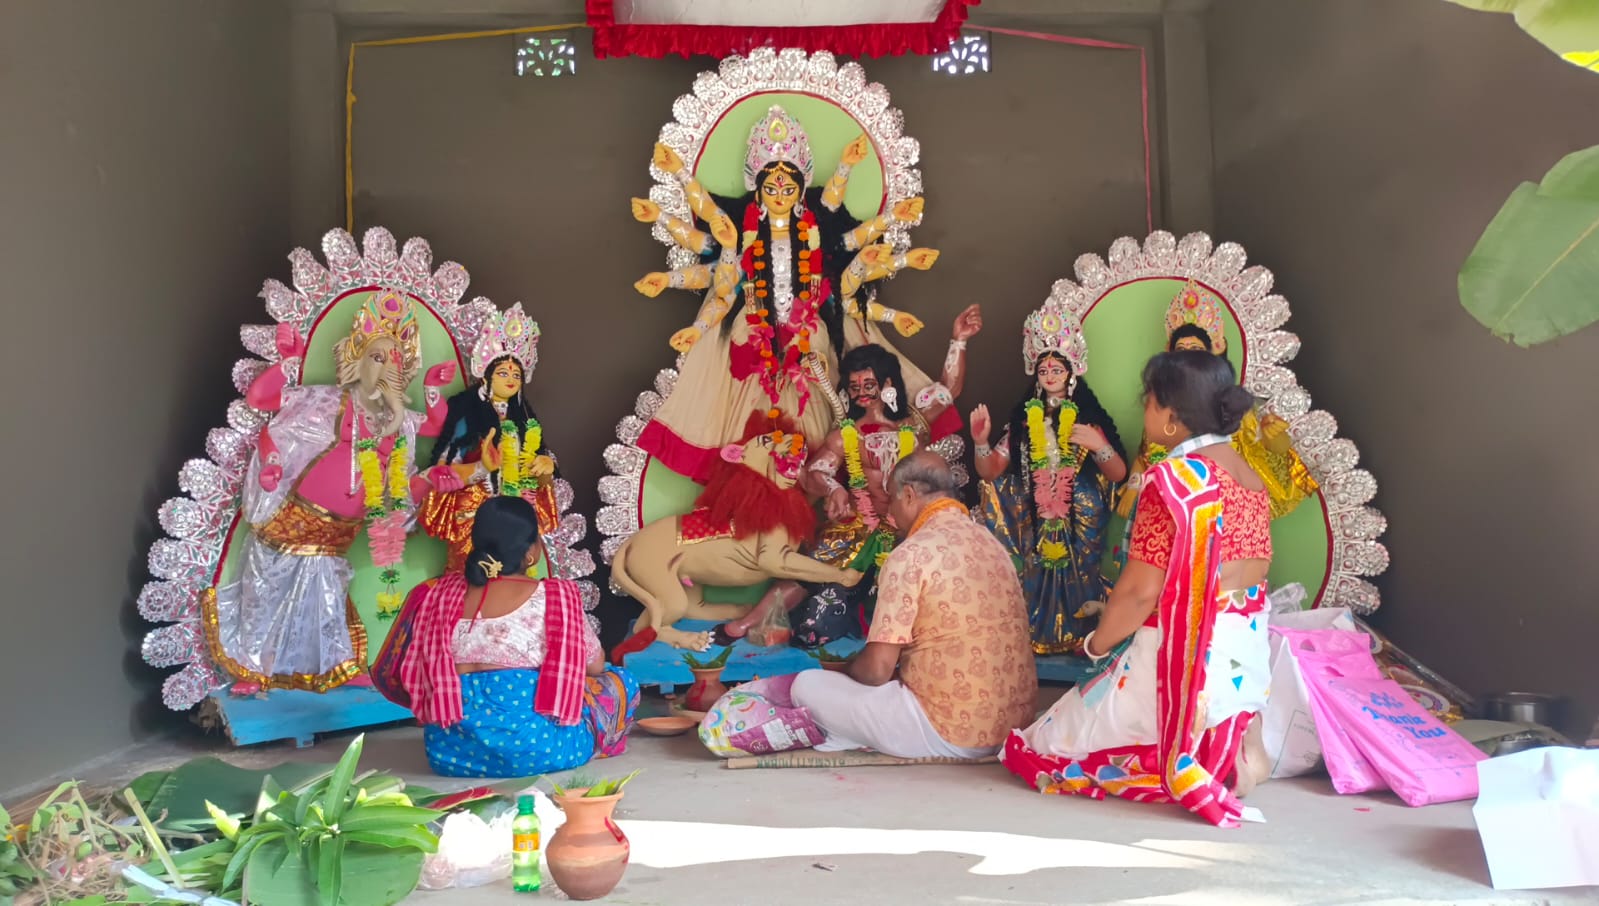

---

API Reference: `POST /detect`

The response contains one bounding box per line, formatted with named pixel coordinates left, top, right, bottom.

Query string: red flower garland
left=738, top=205, right=825, bottom=413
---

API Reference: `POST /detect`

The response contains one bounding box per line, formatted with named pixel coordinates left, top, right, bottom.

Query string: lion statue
left=610, top=414, right=864, bottom=655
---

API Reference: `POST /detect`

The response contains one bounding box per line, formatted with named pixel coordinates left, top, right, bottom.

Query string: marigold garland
left=897, top=425, right=917, bottom=462
left=740, top=204, right=825, bottom=411
left=1025, top=399, right=1081, bottom=529
left=355, top=434, right=412, bottom=615
left=495, top=419, right=545, bottom=497
left=840, top=419, right=867, bottom=490
left=497, top=420, right=521, bottom=495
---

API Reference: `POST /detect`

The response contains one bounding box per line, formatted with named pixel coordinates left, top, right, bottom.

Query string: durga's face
left=759, top=165, right=802, bottom=218
left=1172, top=336, right=1209, bottom=353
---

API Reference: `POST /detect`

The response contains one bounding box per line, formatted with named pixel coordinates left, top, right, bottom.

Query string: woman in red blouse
left=1001, top=351, right=1274, bottom=827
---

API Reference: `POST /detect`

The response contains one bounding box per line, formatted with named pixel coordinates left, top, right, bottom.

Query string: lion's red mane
left=693, top=412, right=817, bottom=544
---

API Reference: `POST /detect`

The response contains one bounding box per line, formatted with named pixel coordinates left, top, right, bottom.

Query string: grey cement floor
left=34, top=699, right=1599, bottom=906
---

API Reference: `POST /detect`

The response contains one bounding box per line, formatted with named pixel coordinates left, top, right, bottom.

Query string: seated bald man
left=789, top=451, right=1038, bottom=759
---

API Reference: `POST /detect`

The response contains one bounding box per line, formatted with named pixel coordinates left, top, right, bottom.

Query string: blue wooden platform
left=1035, top=653, right=1095, bottom=685
left=620, top=619, right=864, bottom=693
left=198, top=685, right=414, bottom=748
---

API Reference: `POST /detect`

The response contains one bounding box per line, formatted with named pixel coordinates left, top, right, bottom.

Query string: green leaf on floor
left=1459, top=145, right=1599, bottom=345
left=134, top=757, right=334, bottom=834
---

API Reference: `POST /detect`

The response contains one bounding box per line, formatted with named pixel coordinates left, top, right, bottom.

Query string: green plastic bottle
left=511, top=794, right=541, bottom=893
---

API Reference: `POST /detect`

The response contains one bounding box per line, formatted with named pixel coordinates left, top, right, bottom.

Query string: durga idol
left=204, top=291, right=457, bottom=692
left=629, top=106, right=938, bottom=483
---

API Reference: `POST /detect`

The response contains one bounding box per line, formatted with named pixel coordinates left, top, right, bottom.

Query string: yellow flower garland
left=498, top=421, right=521, bottom=494
left=1025, top=402, right=1049, bottom=471
left=897, top=425, right=917, bottom=462
left=1057, top=403, right=1079, bottom=466
left=358, top=449, right=385, bottom=512
left=841, top=420, right=866, bottom=490
left=387, top=438, right=409, bottom=503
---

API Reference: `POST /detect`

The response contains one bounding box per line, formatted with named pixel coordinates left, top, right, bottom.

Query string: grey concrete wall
left=0, top=1, right=290, bottom=791
left=346, top=28, right=1159, bottom=530
left=1208, top=0, right=1599, bottom=734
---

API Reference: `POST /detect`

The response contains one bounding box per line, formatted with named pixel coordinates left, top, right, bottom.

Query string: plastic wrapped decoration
left=139, top=228, right=600, bottom=711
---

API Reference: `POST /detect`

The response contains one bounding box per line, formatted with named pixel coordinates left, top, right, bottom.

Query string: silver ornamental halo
left=140, top=227, right=601, bottom=712
left=1050, top=230, right=1390, bottom=614
left=649, top=46, right=925, bottom=271
left=601, top=50, right=954, bottom=566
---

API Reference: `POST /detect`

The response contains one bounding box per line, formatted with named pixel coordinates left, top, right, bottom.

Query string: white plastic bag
left=1474, top=747, right=1599, bottom=890
left=418, top=809, right=517, bottom=890
left=1261, top=600, right=1356, bottom=778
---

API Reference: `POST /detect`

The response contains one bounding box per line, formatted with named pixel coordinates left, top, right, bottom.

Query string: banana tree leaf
left=1443, top=0, right=1599, bottom=72
left=137, top=758, right=333, bottom=833
left=244, top=844, right=423, bottom=906
left=1459, top=145, right=1599, bottom=345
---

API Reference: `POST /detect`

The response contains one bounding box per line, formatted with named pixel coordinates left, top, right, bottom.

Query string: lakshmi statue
left=1118, top=280, right=1318, bottom=522
left=972, top=301, right=1128, bottom=655
left=714, top=305, right=980, bottom=647
left=629, top=105, right=937, bottom=483
left=420, top=304, right=560, bottom=572
left=205, top=290, right=458, bottom=692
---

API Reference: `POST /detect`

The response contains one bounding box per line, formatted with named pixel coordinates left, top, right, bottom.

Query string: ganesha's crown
left=470, top=303, right=540, bottom=379
left=1165, top=278, right=1228, bottom=354
left=1022, top=300, right=1088, bottom=376
left=744, top=106, right=814, bottom=192
left=346, top=288, right=422, bottom=380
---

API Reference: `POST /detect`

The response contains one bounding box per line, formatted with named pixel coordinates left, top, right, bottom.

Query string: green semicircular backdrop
left=639, top=93, right=889, bottom=604
left=213, top=289, right=548, bottom=663
left=1083, top=277, right=1330, bottom=602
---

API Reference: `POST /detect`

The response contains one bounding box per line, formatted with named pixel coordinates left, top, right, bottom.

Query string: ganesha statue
left=204, top=290, right=457, bottom=692
left=139, top=228, right=600, bottom=717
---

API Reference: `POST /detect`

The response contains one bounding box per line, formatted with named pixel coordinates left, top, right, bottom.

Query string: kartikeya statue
left=1119, top=281, right=1318, bottom=522
left=204, top=290, right=458, bottom=691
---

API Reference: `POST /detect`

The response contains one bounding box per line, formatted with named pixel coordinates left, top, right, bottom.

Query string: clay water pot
left=684, top=667, right=728, bottom=711
left=547, top=791, right=629, bottom=900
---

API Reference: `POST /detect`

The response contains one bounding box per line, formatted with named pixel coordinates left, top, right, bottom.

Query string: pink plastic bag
left=1286, top=628, right=1485, bottom=806
left=697, top=675, right=822, bottom=758
left=1275, top=629, right=1385, bottom=795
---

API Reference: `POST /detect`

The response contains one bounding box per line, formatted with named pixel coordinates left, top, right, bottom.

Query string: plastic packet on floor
left=418, top=808, right=517, bottom=889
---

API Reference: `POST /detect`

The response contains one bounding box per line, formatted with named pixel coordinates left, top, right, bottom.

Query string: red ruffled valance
left=587, top=0, right=981, bottom=60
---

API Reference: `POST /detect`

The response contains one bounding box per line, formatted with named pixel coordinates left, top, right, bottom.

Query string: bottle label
left=513, top=832, right=540, bottom=853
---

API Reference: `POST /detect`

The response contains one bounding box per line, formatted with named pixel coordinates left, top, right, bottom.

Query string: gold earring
left=1163, top=423, right=1177, bottom=438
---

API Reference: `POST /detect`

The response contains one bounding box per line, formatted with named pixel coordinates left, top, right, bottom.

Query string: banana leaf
left=133, top=758, right=332, bottom=834
left=1443, top=0, right=1599, bottom=72
left=243, top=844, right=423, bottom=906
left=1459, top=145, right=1599, bottom=345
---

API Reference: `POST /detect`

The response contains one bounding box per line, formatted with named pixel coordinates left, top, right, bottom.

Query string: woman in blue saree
left=373, top=496, right=638, bottom=777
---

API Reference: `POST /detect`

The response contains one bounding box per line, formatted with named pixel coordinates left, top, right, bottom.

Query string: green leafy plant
left=547, top=770, right=641, bottom=799
left=682, top=647, right=732, bottom=670
left=1443, top=0, right=1599, bottom=72
left=1458, top=145, right=1599, bottom=345
left=0, top=804, right=38, bottom=906
left=150, top=734, right=442, bottom=906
